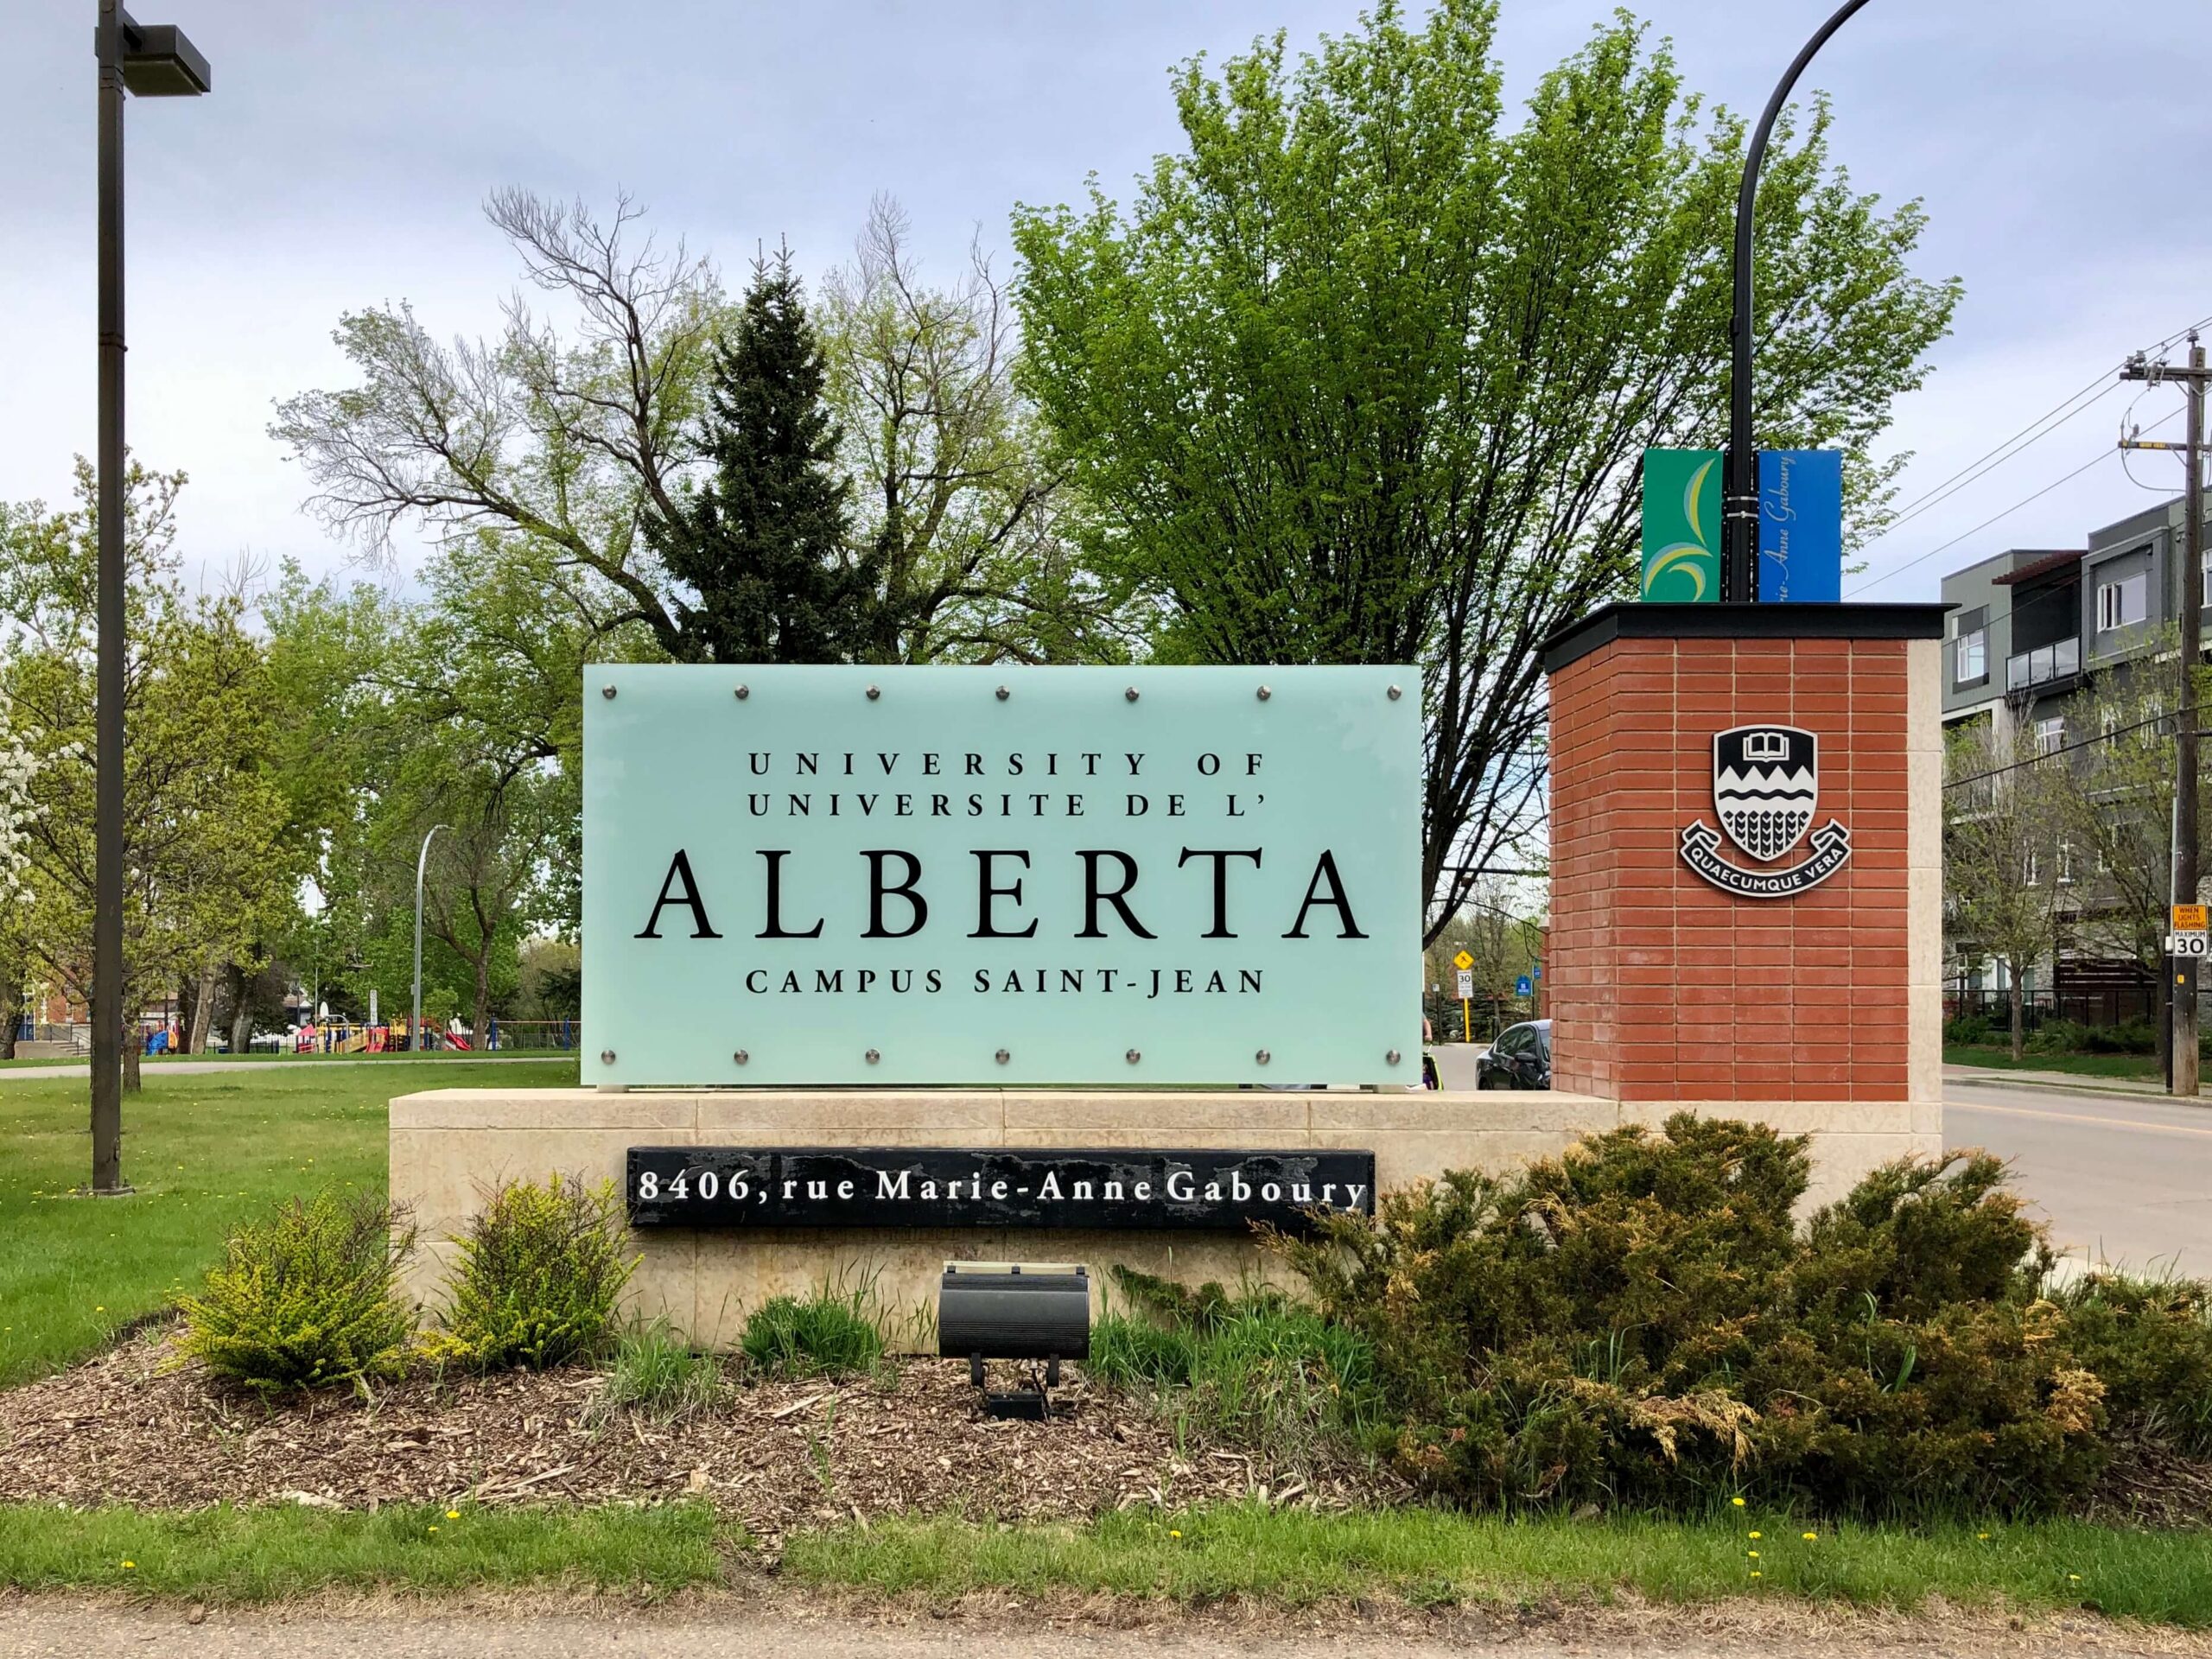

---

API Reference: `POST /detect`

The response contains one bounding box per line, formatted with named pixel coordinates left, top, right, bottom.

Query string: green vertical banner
left=1640, top=448, right=1721, bottom=602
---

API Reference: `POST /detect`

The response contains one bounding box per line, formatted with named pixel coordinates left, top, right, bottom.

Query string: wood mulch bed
left=0, top=1327, right=1398, bottom=1544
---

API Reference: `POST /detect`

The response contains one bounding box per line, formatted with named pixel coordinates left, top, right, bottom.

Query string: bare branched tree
left=272, top=190, right=726, bottom=659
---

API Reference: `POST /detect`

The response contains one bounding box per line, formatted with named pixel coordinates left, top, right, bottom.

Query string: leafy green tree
left=2056, top=656, right=2209, bottom=1072
left=819, top=196, right=1130, bottom=664
left=265, top=549, right=583, bottom=1047
left=1012, top=1, right=1960, bottom=940
left=0, top=461, right=297, bottom=1084
left=648, top=248, right=881, bottom=663
left=1944, top=721, right=2075, bottom=1059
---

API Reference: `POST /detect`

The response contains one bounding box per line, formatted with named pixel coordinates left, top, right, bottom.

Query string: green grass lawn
left=0, top=1057, right=577, bottom=1387
left=3, top=1501, right=2210, bottom=1625
left=1943, top=1045, right=2163, bottom=1080
left=785, top=1505, right=2212, bottom=1626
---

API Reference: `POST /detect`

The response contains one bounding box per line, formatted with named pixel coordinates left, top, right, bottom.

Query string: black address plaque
left=625, top=1147, right=1376, bottom=1234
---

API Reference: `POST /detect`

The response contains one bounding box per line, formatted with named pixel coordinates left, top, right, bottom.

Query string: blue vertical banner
left=1756, top=448, right=1843, bottom=602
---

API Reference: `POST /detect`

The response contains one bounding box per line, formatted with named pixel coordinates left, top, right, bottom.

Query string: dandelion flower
left=1169, top=1529, right=1182, bottom=1539
left=1731, top=1497, right=1745, bottom=1508
left=2069, top=1573, right=2081, bottom=1582
left=1749, top=1530, right=1761, bottom=1540
left=121, top=1560, right=135, bottom=1570
left=428, top=1526, right=439, bottom=1534
left=1751, top=1571, right=1762, bottom=1580
left=1748, top=1551, right=1759, bottom=1560
left=1802, top=1531, right=1817, bottom=1541
left=1978, top=1532, right=1990, bottom=1541
left=446, top=1510, right=460, bottom=1520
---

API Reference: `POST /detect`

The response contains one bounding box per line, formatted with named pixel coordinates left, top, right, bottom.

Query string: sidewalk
left=1943, top=1063, right=2191, bottom=1101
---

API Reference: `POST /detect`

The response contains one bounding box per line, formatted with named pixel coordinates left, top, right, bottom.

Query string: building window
left=2035, top=715, right=2064, bottom=755
left=1951, top=605, right=1988, bottom=685
left=2056, top=842, right=2075, bottom=885
left=2096, top=573, right=2148, bottom=631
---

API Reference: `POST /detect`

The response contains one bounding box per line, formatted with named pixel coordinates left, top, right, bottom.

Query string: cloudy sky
left=2, top=0, right=2204, bottom=603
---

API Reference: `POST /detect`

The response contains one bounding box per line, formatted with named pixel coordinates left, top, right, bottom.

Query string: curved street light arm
left=1726, top=0, right=1873, bottom=600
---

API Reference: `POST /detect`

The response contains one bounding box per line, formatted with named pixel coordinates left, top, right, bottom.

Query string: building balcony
left=2006, top=635, right=2079, bottom=691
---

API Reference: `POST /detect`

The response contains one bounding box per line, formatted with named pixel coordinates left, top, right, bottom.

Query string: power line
left=1943, top=708, right=2207, bottom=791
left=1849, top=405, right=2184, bottom=597
left=1849, top=311, right=2212, bottom=594
left=1881, top=380, right=2116, bottom=536
left=1878, top=311, right=2212, bottom=529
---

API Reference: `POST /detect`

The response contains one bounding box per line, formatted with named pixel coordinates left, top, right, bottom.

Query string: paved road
left=1945, top=1071, right=2212, bottom=1276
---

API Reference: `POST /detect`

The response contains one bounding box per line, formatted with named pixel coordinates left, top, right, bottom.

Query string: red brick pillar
left=1543, top=604, right=1948, bottom=1194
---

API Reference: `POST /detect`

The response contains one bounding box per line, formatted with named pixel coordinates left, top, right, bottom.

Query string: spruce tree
left=655, top=248, right=879, bottom=663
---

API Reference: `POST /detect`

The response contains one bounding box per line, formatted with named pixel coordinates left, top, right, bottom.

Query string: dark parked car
left=1476, top=1019, right=1550, bottom=1090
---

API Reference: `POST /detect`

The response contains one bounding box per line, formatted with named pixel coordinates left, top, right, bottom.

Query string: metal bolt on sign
left=995, top=1048, right=1010, bottom=1065
left=865, top=1047, right=881, bottom=1065
left=733, top=1049, right=749, bottom=1065
left=1124, top=687, right=1140, bottom=702
left=995, top=685, right=1009, bottom=701
left=600, top=1049, right=615, bottom=1065
left=1255, top=1049, right=1271, bottom=1065
left=1125, top=1048, right=1141, bottom=1064
left=601, top=685, right=615, bottom=699
left=1387, top=685, right=1402, bottom=701
left=866, top=684, right=880, bottom=701
left=1256, top=685, right=1271, bottom=702
left=734, top=684, right=749, bottom=700
left=1385, top=1048, right=1402, bottom=1065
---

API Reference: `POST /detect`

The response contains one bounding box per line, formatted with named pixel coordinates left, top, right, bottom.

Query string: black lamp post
left=1723, top=0, right=1870, bottom=601
left=92, top=2, right=210, bottom=1193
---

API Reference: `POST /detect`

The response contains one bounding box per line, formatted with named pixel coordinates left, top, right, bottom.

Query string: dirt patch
left=2087, top=1434, right=2212, bottom=1530
left=9, top=1585, right=2212, bottom=1658
left=0, top=1327, right=1395, bottom=1540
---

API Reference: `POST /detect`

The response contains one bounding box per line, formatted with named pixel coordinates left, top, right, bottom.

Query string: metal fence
left=1944, top=986, right=2159, bottom=1033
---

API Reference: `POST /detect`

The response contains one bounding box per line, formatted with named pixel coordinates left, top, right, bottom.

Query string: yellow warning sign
left=1452, top=949, right=1474, bottom=971
left=2176, top=904, right=2209, bottom=933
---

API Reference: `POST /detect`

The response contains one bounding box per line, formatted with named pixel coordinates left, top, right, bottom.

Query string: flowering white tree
left=0, top=721, right=41, bottom=900
left=0, top=714, right=46, bottom=1058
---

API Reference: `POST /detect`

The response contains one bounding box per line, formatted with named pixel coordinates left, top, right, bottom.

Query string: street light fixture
left=91, top=0, right=210, bottom=1194
left=412, top=824, right=451, bottom=1054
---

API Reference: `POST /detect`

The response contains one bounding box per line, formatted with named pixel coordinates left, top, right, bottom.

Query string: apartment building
left=1938, top=495, right=2209, bottom=1020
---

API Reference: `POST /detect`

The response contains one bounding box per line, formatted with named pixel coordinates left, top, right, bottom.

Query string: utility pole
left=2121, top=332, right=2207, bottom=1097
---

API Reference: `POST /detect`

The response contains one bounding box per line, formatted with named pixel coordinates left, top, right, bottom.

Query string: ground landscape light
left=938, top=1262, right=1090, bottom=1421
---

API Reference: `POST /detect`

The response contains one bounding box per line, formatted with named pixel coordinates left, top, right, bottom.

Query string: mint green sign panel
left=1641, top=448, right=1721, bottom=602
left=583, top=666, right=1422, bottom=1086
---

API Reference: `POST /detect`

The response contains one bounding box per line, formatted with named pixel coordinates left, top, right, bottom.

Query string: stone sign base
left=391, top=1089, right=1937, bottom=1353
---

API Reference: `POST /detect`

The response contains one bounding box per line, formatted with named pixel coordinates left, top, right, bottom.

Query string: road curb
left=1945, top=1069, right=2205, bottom=1104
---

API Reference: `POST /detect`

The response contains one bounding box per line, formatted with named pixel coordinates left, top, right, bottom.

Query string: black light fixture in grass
left=938, top=1262, right=1090, bottom=1421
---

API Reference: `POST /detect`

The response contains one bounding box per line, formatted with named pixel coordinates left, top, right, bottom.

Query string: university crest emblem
left=1680, top=724, right=1852, bottom=899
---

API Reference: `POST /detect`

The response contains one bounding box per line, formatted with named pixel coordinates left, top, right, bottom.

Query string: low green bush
left=591, top=1319, right=728, bottom=1423
left=1091, top=1269, right=1381, bottom=1467
left=1274, top=1117, right=2210, bottom=1518
left=1942, top=1013, right=1993, bottom=1046
left=178, top=1190, right=416, bottom=1396
left=2051, top=1272, right=2212, bottom=1456
left=2026, top=1018, right=2159, bottom=1057
left=431, top=1174, right=634, bottom=1371
left=740, top=1287, right=884, bottom=1378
